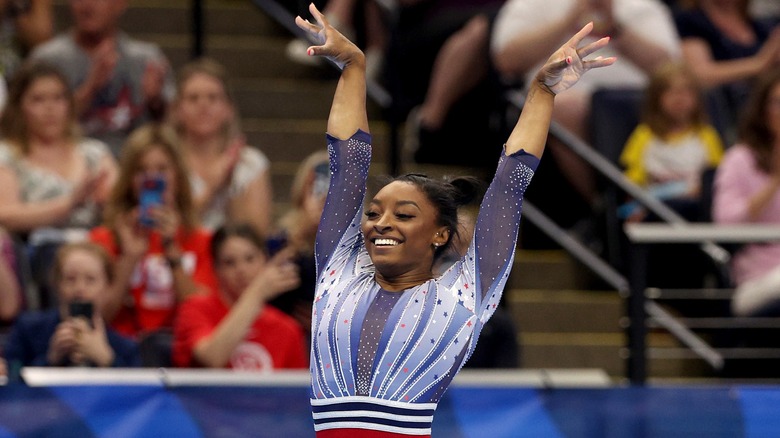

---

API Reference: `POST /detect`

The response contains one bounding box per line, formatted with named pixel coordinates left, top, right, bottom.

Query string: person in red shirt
left=90, top=124, right=217, bottom=339
left=173, top=223, right=307, bottom=369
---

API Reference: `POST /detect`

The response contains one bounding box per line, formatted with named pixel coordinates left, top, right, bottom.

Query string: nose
left=373, top=213, right=392, bottom=233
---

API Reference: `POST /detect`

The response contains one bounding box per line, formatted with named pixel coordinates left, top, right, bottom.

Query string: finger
left=565, top=21, right=594, bottom=49
left=584, top=56, right=617, bottom=70
left=294, top=15, right=319, bottom=34
left=309, top=2, right=328, bottom=29
left=577, top=36, right=611, bottom=59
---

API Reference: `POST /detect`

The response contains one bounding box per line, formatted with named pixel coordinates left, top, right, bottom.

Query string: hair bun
left=447, top=176, right=485, bottom=207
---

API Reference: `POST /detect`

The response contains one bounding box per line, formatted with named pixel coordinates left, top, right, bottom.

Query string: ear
left=432, top=227, right=450, bottom=248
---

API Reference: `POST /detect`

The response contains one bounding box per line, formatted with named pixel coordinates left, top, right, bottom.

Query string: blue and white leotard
left=310, top=130, right=538, bottom=436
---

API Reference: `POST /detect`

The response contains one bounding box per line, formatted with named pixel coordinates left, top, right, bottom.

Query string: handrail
left=505, top=90, right=731, bottom=269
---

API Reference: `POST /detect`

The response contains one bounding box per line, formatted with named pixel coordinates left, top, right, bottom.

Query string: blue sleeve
left=473, top=149, right=539, bottom=303
left=314, top=130, right=372, bottom=276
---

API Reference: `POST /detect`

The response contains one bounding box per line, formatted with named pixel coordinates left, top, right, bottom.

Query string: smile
left=373, top=238, right=400, bottom=247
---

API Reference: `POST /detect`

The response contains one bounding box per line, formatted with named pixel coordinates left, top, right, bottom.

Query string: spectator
left=172, top=223, right=306, bottom=370
left=387, top=0, right=504, bottom=169
left=3, top=242, right=141, bottom=369
left=90, top=124, right=217, bottom=339
left=675, top=0, right=780, bottom=141
left=172, top=58, right=273, bottom=236
left=619, top=62, right=724, bottom=222
left=713, top=69, right=780, bottom=317
left=268, top=150, right=328, bottom=335
left=491, top=0, right=680, bottom=211
left=30, top=0, right=174, bottom=157
left=0, top=61, right=117, bottom=308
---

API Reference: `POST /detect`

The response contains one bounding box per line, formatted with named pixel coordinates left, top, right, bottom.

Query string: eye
left=364, top=211, right=379, bottom=219
left=395, top=213, right=414, bottom=220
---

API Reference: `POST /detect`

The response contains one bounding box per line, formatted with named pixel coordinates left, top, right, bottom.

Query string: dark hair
left=210, top=223, right=267, bottom=263
left=385, top=174, right=485, bottom=261
left=738, top=69, right=780, bottom=173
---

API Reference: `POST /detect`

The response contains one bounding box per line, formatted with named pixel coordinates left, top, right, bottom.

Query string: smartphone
left=139, top=174, right=166, bottom=227
left=68, top=300, right=94, bottom=320
left=267, top=234, right=288, bottom=256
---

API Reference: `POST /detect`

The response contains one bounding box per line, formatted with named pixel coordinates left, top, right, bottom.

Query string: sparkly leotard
left=311, top=130, right=538, bottom=436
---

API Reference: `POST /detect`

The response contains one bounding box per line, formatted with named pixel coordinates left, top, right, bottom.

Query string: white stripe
left=312, top=410, right=433, bottom=423
left=314, top=421, right=432, bottom=435
left=310, top=395, right=437, bottom=410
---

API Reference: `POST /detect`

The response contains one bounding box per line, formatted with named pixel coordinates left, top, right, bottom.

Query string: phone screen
left=68, top=301, right=93, bottom=320
left=139, top=175, right=166, bottom=227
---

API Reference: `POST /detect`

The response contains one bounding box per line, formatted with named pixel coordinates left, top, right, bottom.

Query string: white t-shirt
left=490, top=0, right=681, bottom=92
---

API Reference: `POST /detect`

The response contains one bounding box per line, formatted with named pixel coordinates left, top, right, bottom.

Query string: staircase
left=53, top=0, right=713, bottom=383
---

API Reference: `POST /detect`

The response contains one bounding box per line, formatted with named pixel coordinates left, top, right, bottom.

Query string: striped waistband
left=311, top=396, right=437, bottom=436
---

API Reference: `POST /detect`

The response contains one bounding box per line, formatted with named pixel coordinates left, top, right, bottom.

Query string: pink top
left=712, top=144, right=780, bottom=285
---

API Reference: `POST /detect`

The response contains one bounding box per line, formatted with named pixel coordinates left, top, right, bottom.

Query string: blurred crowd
left=1, top=0, right=779, bottom=378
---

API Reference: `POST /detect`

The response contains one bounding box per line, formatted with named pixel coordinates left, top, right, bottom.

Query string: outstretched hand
left=294, top=3, right=364, bottom=70
left=536, top=22, right=616, bottom=95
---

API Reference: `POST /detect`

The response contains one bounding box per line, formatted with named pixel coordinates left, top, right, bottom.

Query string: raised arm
left=296, top=3, right=372, bottom=272
left=506, top=22, right=615, bottom=158
left=296, top=3, right=369, bottom=138
left=472, top=23, right=615, bottom=308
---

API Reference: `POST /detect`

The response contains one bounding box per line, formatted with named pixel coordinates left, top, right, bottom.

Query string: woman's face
left=660, top=75, right=698, bottom=125
left=21, top=76, right=70, bottom=143
left=216, top=236, right=266, bottom=300
left=58, top=249, right=108, bottom=311
left=175, top=72, right=234, bottom=139
left=361, top=181, right=448, bottom=279
left=764, top=82, right=780, bottom=139
left=132, top=146, right=178, bottom=204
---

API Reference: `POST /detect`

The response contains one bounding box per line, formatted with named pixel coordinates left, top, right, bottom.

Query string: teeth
left=374, top=238, right=399, bottom=246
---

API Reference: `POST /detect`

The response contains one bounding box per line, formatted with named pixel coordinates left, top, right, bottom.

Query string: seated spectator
left=172, top=223, right=306, bottom=370
left=491, top=0, right=680, bottom=214
left=387, top=0, right=505, bottom=169
left=620, top=62, right=724, bottom=222
left=268, top=150, right=328, bottom=335
left=674, top=0, right=780, bottom=141
left=171, top=58, right=273, bottom=236
left=0, top=227, right=22, bottom=323
left=713, top=69, right=780, bottom=317
left=30, top=0, right=174, bottom=157
left=90, top=124, right=217, bottom=339
left=0, top=61, right=117, bottom=308
left=3, top=242, right=141, bottom=370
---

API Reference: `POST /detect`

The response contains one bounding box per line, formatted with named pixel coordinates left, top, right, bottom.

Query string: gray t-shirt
left=30, top=32, right=175, bottom=157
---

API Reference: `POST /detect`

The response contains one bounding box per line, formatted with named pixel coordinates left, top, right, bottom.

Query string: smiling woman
left=295, top=3, right=615, bottom=436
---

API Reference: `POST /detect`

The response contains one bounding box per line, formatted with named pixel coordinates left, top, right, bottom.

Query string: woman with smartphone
left=172, top=58, right=274, bottom=237
left=172, top=223, right=307, bottom=370
left=90, top=124, right=217, bottom=343
left=3, top=242, right=140, bottom=370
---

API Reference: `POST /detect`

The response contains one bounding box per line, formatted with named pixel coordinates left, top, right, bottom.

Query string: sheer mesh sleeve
left=473, top=149, right=539, bottom=314
left=314, top=130, right=372, bottom=276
